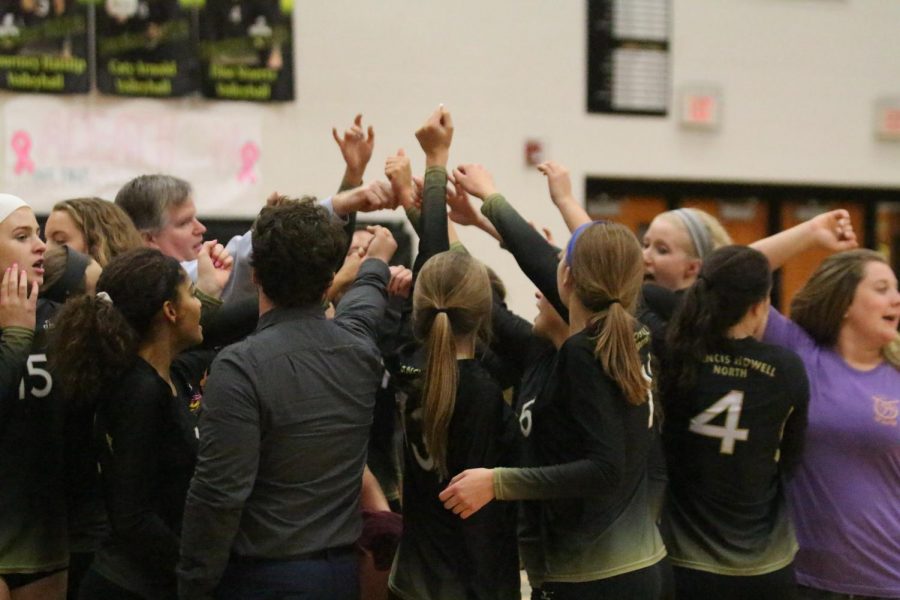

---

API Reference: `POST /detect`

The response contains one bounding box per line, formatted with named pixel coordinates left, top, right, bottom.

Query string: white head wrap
left=0, top=194, right=29, bottom=223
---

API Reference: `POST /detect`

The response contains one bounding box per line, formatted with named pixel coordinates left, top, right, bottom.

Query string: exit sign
left=875, top=98, right=900, bottom=141
left=679, top=87, right=721, bottom=130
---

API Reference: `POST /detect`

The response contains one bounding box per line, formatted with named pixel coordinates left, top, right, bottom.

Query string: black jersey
left=90, top=354, right=206, bottom=598
left=387, top=349, right=519, bottom=600
left=495, top=326, right=666, bottom=586
left=661, top=336, right=809, bottom=575
left=0, top=299, right=67, bottom=575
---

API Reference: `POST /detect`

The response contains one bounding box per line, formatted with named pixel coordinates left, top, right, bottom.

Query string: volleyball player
left=658, top=245, right=809, bottom=599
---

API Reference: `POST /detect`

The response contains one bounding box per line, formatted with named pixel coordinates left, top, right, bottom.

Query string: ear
left=162, top=299, right=178, bottom=325
left=141, top=230, right=159, bottom=249
left=684, top=258, right=702, bottom=280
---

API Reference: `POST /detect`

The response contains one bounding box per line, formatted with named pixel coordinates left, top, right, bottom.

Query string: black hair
left=251, top=199, right=346, bottom=307
left=50, top=248, right=184, bottom=405
left=660, top=245, right=772, bottom=401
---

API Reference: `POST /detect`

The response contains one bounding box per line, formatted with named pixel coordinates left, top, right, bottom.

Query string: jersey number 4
left=689, top=390, right=749, bottom=455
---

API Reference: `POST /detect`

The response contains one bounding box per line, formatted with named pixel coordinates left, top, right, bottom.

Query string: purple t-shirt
left=764, top=308, right=900, bottom=597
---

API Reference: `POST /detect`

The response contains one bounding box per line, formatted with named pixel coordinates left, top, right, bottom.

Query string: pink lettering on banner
left=11, top=131, right=35, bottom=175
left=238, top=141, right=260, bottom=183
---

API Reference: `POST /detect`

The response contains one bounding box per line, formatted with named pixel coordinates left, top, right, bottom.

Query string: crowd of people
left=0, top=107, right=897, bottom=600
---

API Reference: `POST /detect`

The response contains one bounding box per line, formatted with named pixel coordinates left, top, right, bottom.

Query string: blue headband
left=565, top=220, right=606, bottom=267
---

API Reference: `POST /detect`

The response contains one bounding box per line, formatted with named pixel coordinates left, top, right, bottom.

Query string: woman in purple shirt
left=763, top=249, right=900, bottom=599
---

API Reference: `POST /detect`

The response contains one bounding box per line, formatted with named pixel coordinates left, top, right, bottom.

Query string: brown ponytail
left=413, top=251, right=492, bottom=479
left=571, top=223, right=648, bottom=405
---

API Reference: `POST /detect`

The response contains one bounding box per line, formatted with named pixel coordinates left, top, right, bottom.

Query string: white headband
left=0, top=194, right=28, bottom=223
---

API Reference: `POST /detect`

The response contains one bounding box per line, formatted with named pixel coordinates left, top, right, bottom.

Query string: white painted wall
left=3, top=0, right=899, bottom=318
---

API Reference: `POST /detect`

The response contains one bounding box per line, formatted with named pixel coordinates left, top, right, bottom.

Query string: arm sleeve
left=492, top=342, right=625, bottom=500
left=178, top=353, right=261, bottom=600
left=412, top=166, right=449, bottom=277
left=480, top=194, right=568, bottom=321
left=333, top=259, right=391, bottom=342
left=489, top=291, right=542, bottom=383
left=778, top=352, right=810, bottom=475
left=763, top=306, right=818, bottom=358
left=103, top=379, right=181, bottom=573
left=0, top=326, right=32, bottom=418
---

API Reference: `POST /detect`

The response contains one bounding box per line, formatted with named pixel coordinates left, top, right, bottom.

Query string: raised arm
left=750, top=209, right=857, bottom=270
left=537, top=161, right=591, bottom=232
left=455, top=164, right=568, bottom=321
left=333, top=113, right=375, bottom=191
left=446, top=177, right=503, bottom=244
left=334, top=226, right=396, bottom=341
left=412, top=105, right=454, bottom=275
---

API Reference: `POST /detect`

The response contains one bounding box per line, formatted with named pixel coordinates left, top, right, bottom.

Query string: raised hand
left=537, top=161, right=574, bottom=206
left=808, top=209, right=858, bottom=251
left=415, top=105, right=454, bottom=167
left=0, top=265, right=37, bottom=330
left=196, top=240, right=232, bottom=298
left=332, top=114, right=375, bottom=185
left=385, top=149, right=415, bottom=209
left=452, top=164, right=496, bottom=200
left=363, top=225, right=398, bottom=264
left=266, top=191, right=289, bottom=208
left=387, top=265, right=413, bottom=299
left=333, top=181, right=397, bottom=216
left=446, top=179, right=481, bottom=227
left=327, top=246, right=366, bottom=303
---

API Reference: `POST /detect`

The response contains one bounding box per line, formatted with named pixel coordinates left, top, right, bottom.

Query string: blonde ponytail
left=571, top=223, right=649, bottom=405
left=413, top=252, right=492, bottom=480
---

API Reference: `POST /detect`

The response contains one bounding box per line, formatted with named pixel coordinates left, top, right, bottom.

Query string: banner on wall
left=95, top=0, right=199, bottom=97
left=3, top=97, right=264, bottom=215
left=198, top=0, right=293, bottom=102
left=0, top=0, right=90, bottom=94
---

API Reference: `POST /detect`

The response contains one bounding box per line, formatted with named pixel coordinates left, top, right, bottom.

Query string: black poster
left=96, top=0, right=199, bottom=97
left=198, top=0, right=293, bottom=101
left=0, top=0, right=90, bottom=93
left=587, top=0, right=669, bottom=116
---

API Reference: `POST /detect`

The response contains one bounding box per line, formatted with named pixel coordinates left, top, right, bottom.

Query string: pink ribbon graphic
left=11, top=131, right=34, bottom=175
left=238, top=141, right=260, bottom=183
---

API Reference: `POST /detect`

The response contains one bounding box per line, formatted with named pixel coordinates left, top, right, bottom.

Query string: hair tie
left=673, top=209, right=713, bottom=259
left=96, top=291, right=113, bottom=305
left=593, top=298, right=621, bottom=311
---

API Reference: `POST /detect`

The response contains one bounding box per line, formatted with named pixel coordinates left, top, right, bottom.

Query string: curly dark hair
left=50, top=248, right=184, bottom=405
left=251, top=198, right=346, bottom=308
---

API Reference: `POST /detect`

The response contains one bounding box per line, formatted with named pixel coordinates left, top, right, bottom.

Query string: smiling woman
left=763, top=249, right=900, bottom=599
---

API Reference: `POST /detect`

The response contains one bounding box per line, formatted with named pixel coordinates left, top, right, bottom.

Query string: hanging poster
left=4, top=96, right=264, bottom=215
left=95, top=0, right=199, bottom=97
left=0, top=0, right=90, bottom=93
left=198, top=0, right=293, bottom=102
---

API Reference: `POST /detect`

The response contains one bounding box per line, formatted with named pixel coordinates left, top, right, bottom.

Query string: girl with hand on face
left=762, top=250, right=900, bottom=600
left=441, top=222, right=665, bottom=600
left=659, top=246, right=809, bottom=600
left=50, top=248, right=215, bottom=600
left=0, top=194, right=68, bottom=600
